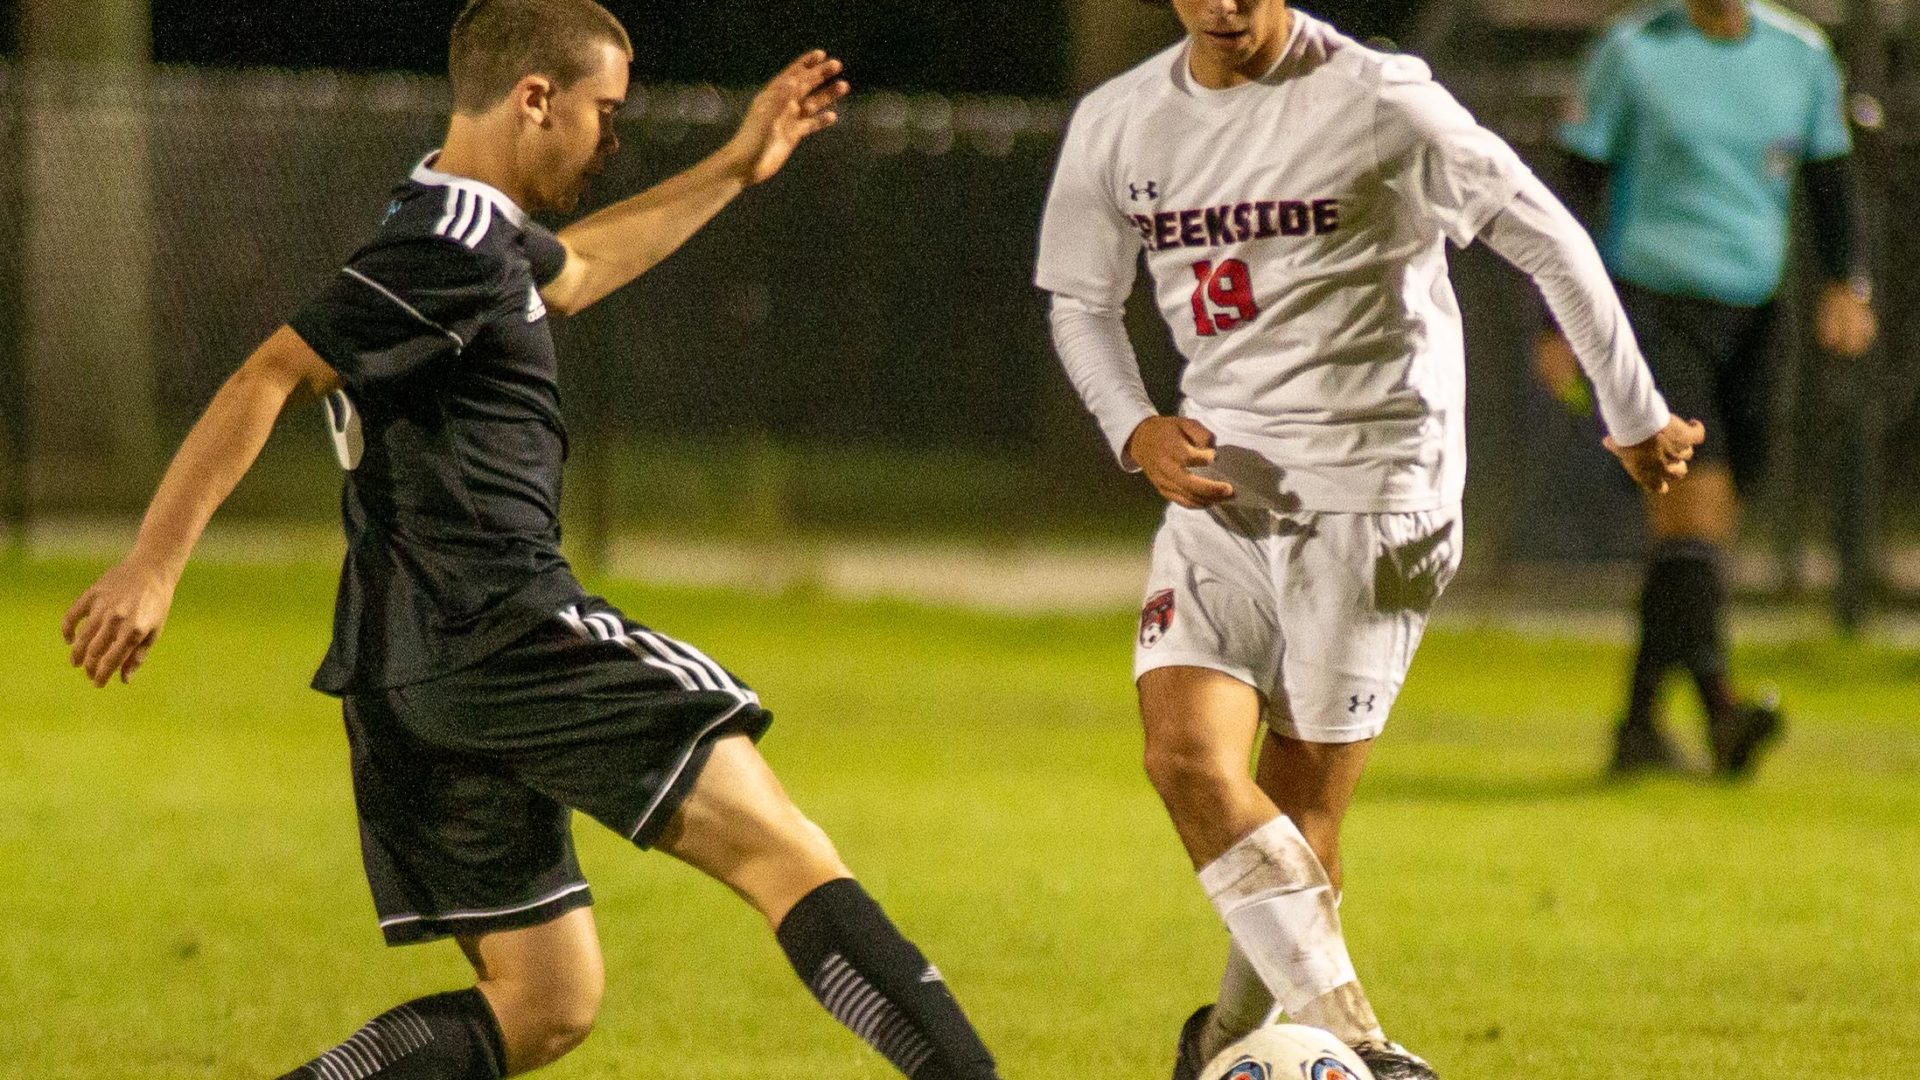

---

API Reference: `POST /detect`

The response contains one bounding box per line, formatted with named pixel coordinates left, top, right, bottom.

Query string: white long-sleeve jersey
left=1036, top=10, right=1670, bottom=513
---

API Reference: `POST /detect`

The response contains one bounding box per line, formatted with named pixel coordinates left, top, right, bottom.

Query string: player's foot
left=1352, top=1040, right=1438, bottom=1080
left=1710, top=691, right=1783, bottom=778
left=1607, top=718, right=1686, bottom=777
left=1170, top=1004, right=1214, bottom=1080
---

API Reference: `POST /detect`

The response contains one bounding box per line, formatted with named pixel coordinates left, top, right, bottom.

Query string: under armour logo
left=1129, top=181, right=1160, bottom=201
left=1348, top=694, right=1376, bottom=714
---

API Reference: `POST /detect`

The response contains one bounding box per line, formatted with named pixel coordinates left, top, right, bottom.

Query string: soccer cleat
left=1170, top=1004, right=1214, bottom=1080
left=1353, top=1040, right=1438, bottom=1080
left=1607, top=718, right=1687, bottom=777
left=1710, top=693, right=1783, bottom=778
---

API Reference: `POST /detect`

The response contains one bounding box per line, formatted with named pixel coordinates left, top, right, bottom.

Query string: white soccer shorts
left=1133, top=503, right=1462, bottom=744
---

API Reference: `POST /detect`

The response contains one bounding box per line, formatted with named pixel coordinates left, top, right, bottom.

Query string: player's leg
left=1642, top=461, right=1740, bottom=725
left=1188, top=730, right=1375, bottom=1060
left=1693, top=299, right=1785, bottom=776
left=1140, top=666, right=1292, bottom=867
left=1612, top=285, right=1713, bottom=771
left=1134, top=505, right=1291, bottom=872
left=486, top=603, right=1001, bottom=1080
left=458, top=909, right=606, bottom=1075
left=1613, top=285, right=1784, bottom=774
left=1142, top=665, right=1383, bottom=1047
left=654, top=734, right=1001, bottom=1080
left=274, top=693, right=604, bottom=1080
left=1136, top=508, right=1387, bottom=1070
left=1186, top=509, right=1457, bottom=1080
left=273, top=987, right=508, bottom=1080
left=1625, top=289, right=1782, bottom=777
left=271, top=911, right=601, bottom=1080
left=1255, top=730, right=1373, bottom=889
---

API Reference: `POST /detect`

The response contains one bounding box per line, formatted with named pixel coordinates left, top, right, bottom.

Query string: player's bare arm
left=541, top=51, right=847, bottom=315
left=1126, top=416, right=1236, bottom=509
left=60, top=327, right=341, bottom=687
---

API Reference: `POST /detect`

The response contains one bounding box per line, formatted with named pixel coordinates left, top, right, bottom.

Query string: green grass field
left=3, top=557, right=1917, bottom=1079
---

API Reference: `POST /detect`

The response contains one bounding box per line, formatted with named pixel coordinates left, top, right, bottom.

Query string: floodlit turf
left=3, top=557, right=1916, bottom=1079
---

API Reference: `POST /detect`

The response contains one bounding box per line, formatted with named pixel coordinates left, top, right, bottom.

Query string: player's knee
left=518, top=991, right=600, bottom=1068
left=533, top=1009, right=597, bottom=1067
left=757, top=803, right=847, bottom=878
left=489, top=968, right=603, bottom=1070
left=792, top=810, right=844, bottom=869
left=732, top=805, right=851, bottom=914
left=1142, top=735, right=1241, bottom=807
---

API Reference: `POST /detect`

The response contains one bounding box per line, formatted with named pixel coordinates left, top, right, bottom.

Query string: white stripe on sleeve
left=447, top=189, right=478, bottom=242
left=462, top=198, right=493, bottom=249
left=432, top=187, right=461, bottom=236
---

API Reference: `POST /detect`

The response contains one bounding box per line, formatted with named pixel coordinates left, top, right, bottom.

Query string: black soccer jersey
left=291, top=154, right=584, bottom=694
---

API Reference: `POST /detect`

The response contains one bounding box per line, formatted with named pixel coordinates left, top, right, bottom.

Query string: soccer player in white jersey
left=1036, top=2, right=1704, bottom=1077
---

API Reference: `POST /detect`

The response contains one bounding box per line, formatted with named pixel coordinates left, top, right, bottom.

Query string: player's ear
left=513, top=74, right=558, bottom=126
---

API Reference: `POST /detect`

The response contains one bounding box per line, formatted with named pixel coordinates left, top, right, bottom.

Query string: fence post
left=1832, top=0, right=1892, bottom=634
left=17, top=0, right=156, bottom=528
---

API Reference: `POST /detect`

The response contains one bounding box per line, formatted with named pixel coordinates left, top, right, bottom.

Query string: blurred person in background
left=1539, top=0, right=1876, bottom=779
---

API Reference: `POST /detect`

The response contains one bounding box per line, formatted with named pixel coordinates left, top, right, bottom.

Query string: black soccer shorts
left=1617, top=280, right=1780, bottom=493
left=342, top=598, right=772, bottom=945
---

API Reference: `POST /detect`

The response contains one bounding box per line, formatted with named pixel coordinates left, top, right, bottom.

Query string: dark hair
left=449, top=0, right=633, bottom=115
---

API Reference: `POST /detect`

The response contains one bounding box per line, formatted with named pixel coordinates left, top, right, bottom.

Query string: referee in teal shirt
left=1537, top=0, right=1876, bottom=778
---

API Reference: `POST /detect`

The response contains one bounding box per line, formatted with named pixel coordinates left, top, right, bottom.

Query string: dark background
left=0, top=1, right=1423, bottom=93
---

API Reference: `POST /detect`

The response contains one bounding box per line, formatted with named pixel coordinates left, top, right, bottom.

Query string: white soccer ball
left=1197, top=1024, right=1375, bottom=1080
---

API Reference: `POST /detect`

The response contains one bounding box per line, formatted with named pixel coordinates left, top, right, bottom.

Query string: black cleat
left=1171, top=1005, right=1214, bottom=1080
left=1608, top=718, right=1687, bottom=777
left=1353, top=1040, right=1438, bottom=1080
left=1710, top=694, right=1783, bottom=778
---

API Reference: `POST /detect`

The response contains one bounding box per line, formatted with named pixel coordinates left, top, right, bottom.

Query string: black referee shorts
left=342, top=599, right=772, bottom=946
left=1617, top=280, right=1780, bottom=493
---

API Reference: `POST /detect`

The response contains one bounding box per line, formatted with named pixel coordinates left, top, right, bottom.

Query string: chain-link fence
left=2, top=52, right=1916, bottom=605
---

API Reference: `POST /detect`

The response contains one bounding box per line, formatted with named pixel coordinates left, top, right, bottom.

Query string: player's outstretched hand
left=61, top=558, right=178, bottom=688
left=726, top=50, right=849, bottom=186
left=1605, top=415, right=1705, bottom=495
left=1127, top=416, right=1236, bottom=510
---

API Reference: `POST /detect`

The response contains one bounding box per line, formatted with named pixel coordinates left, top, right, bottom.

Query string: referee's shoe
left=1711, top=691, right=1784, bottom=779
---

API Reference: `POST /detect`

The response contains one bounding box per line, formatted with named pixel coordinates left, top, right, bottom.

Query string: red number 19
left=1189, top=258, right=1260, bottom=337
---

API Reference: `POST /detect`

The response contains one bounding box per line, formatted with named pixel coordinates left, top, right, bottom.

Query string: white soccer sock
left=1198, top=815, right=1382, bottom=1046
left=1201, top=939, right=1276, bottom=1059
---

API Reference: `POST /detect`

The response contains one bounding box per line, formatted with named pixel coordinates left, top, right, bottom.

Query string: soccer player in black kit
left=60, top=3, right=1003, bottom=1079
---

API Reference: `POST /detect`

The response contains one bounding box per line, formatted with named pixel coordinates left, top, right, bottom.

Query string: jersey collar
left=411, top=152, right=530, bottom=230
left=1650, top=1, right=1757, bottom=42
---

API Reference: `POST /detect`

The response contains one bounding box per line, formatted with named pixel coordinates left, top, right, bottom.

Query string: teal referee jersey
left=1560, top=2, right=1852, bottom=307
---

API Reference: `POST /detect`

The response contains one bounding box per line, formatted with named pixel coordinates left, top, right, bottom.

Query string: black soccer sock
left=1626, top=547, right=1683, bottom=730
left=275, top=989, right=507, bottom=1080
left=776, top=878, right=999, bottom=1080
left=1654, top=539, right=1737, bottom=720
left=1627, top=539, right=1734, bottom=728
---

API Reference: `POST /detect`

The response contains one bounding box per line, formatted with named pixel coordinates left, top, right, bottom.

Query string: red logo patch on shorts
left=1140, top=588, right=1175, bottom=648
